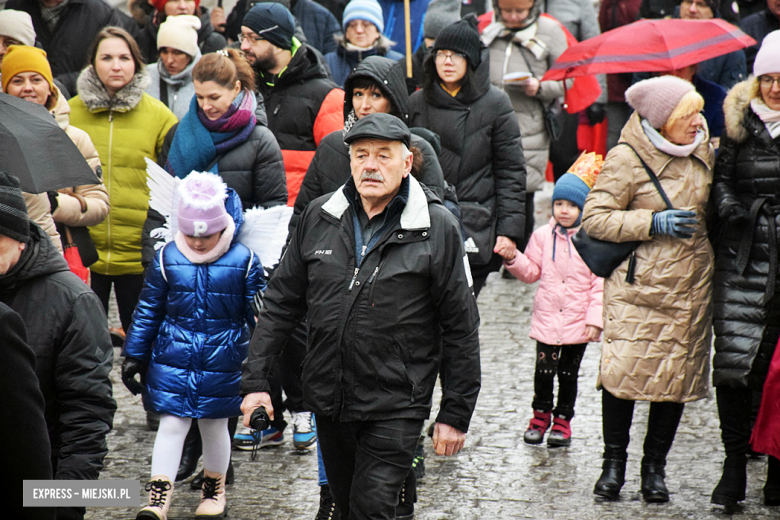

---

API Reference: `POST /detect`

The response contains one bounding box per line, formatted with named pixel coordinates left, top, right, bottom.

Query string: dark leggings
left=532, top=341, right=587, bottom=420
left=90, top=272, right=145, bottom=332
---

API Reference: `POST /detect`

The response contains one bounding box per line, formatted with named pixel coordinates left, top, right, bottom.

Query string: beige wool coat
left=582, top=112, right=715, bottom=402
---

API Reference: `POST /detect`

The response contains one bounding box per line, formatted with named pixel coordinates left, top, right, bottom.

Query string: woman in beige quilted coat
left=582, top=76, right=714, bottom=504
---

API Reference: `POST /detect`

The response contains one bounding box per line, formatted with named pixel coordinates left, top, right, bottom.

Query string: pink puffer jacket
left=504, top=218, right=603, bottom=345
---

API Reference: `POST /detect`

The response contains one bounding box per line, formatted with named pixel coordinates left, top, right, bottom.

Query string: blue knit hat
left=552, top=173, right=590, bottom=213
left=242, top=3, right=295, bottom=50
left=342, top=0, right=384, bottom=33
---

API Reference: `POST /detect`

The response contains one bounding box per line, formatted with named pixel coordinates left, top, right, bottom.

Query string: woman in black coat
left=710, top=37, right=780, bottom=508
left=409, top=17, right=526, bottom=296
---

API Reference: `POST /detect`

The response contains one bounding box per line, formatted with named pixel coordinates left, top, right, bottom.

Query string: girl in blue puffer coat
left=122, top=171, right=264, bottom=520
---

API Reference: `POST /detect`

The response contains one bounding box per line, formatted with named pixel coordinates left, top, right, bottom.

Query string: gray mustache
left=360, top=171, right=384, bottom=182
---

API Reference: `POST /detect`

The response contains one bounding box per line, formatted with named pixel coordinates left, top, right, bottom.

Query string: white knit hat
left=157, top=14, right=201, bottom=57
left=625, top=76, right=695, bottom=129
left=754, top=30, right=780, bottom=77
left=0, top=10, right=36, bottom=47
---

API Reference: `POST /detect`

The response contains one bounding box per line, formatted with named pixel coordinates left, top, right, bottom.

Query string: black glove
left=586, top=102, right=606, bottom=126
left=121, top=357, right=145, bottom=396
left=47, top=191, right=59, bottom=213
left=720, top=202, right=748, bottom=224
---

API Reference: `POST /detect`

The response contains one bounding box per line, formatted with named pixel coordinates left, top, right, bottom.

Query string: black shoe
left=640, top=458, right=669, bottom=503
left=190, top=461, right=234, bottom=490
left=176, top=424, right=202, bottom=482
left=593, top=459, right=625, bottom=500
left=765, top=456, right=780, bottom=506
left=711, top=455, right=747, bottom=508
left=315, top=484, right=341, bottom=520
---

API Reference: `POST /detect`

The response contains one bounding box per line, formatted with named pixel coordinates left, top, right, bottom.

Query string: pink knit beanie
left=754, top=30, right=780, bottom=77
left=177, top=172, right=231, bottom=237
left=625, top=76, right=695, bottom=129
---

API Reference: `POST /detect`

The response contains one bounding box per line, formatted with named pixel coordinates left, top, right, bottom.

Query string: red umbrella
left=541, top=18, right=756, bottom=81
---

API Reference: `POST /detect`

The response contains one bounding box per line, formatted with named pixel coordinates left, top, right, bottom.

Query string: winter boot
left=593, top=459, right=626, bottom=500
left=191, top=460, right=234, bottom=490
left=711, top=454, right=747, bottom=508
left=315, top=484, right=341, bottom=520
left=195, top=470, right=226, bottom=518
left=547, top=416, right=572, bottom=447
left=136, top=476, right=173, bottom=520
left=640, top=456, right=669, bottom=503
left=396, top=468, right=417, bottom=520
left=523, top=410, right=552, bottom=445
left=765, top=456, right=780, bottom=506
left=176, top=423, right=202, bottom=482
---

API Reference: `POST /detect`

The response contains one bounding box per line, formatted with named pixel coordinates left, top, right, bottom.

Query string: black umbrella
left=0, top=92, right=100, bottom=193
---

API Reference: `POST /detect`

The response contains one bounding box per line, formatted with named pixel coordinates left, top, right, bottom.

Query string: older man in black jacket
left=0, top=173, right=115, bottom=520
left=241, top=113, right=481, bottom=520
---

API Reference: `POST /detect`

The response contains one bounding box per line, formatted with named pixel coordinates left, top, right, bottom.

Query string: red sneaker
left=547, top=416, right=572, bottom=447
left=523, top=410, right=551, bottom=445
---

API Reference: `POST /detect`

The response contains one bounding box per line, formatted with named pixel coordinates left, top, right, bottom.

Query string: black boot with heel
left=640, top=456, right=669, bottom=503
left=594, top=459, right=626, bottom=500
left=711, top=455, right=747, bottom=508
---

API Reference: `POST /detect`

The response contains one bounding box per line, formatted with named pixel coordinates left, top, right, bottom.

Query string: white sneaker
left=291, top=411, right=317, bottom=450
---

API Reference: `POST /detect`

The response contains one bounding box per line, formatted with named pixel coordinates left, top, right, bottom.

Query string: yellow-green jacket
left=69, top=66, right=177, bottom=276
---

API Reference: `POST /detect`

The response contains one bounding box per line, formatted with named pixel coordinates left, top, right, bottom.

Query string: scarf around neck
left=641, top=118, right=705, bottom=157
left=166, top=89, right=257, bottom=178
left=751, top=98, right=780, bottom=139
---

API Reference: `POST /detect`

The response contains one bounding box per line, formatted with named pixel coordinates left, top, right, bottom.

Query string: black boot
left=176, top=422, right=202, bottom=482
left=191, top=460, right=234, bottom=490
left=315, top=484, right=341, bottom=520
left=711, top=455, right=747, bottom=507
left=593, top=459, right=626, bottom=500
left=640, top=456, right=669, bottom=503
left=396, top=468, right=416, bottom=520
left=765, top=456, right=780, bottom=506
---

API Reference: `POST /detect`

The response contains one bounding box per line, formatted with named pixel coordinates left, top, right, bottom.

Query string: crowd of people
left=1, top=0, right=779, bottom=518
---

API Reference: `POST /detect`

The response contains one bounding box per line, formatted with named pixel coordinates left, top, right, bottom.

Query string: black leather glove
left=121, top=357, right=145, bottom=396
left=720, top=202, right=748, bottom=224
left=586, top=102, right=606, bottom=126
left=47, top=191, right=59, bottom=213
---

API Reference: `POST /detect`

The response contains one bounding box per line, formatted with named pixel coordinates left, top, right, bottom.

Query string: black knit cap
left=242, top=2, right=295, bottom=50
left=0, top=172, right=29, bottom=243
left=344, top=113, right=411, bottom=149
left=432, top=15, right=482, bottom=67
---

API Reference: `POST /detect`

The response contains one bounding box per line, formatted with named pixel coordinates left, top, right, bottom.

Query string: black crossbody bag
left=571, top=143, right=674, bottom=283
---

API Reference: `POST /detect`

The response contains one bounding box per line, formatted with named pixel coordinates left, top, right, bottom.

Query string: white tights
left=150, top=415, right=230, bottom=480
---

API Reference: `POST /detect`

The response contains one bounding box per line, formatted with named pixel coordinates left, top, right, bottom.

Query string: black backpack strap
left=159, top=76, right=169, bottom=107
left=620, top=143, right=674, bottom=210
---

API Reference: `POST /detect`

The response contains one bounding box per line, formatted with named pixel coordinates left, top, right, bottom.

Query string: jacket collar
left=157, top=50, right=201, bottom=87
left=322, top=174, right=431, bottom=230
left=76, top=65, right=150, bottom=113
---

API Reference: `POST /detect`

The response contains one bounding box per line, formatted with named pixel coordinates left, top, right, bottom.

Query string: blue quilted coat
left=123, top=191, right=265, bottom=419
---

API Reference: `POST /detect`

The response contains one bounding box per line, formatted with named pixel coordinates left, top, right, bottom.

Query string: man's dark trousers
left=317, top=415, right=424, bottom=519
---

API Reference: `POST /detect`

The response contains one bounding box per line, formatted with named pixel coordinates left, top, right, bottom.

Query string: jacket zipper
left=367, top=266, right=379, bottom=305
left=106, top=110, right=115, bottom=270
left=348, top=267, right=359, bottom=290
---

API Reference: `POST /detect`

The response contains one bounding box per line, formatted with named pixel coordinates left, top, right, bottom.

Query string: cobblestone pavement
left=91, top=189, right=779, bottom=519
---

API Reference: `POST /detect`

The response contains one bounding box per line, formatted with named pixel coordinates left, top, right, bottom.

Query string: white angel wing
left=238, top=205, right=294, bottom=270
left=145, top=157, right=180, bottom=249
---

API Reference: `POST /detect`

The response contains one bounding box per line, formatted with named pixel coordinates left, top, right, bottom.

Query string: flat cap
left=344, top=113, right=411, bottom=148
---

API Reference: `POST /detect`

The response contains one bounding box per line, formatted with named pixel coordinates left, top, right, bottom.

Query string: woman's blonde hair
left=664, top=90, right=705, bottom=128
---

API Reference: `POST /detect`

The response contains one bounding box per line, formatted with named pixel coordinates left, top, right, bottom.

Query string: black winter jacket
left=0, top=224, right=116, bottom=483
left=292, top=57, right=447, bottom=235
left=133, top=7, right=228, bottom=65
left=243, top=176, right=481, bottom=432
left=712, top=79, right=780, bottom=388
left=739, top=8, right=780, bottom=71
left=7, top=0, right=125, bottom=95
left=142, top=94, right=288, bottom=266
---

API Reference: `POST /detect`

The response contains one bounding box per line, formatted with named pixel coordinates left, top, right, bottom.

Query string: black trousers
left=532, top=342, right=587, bottom=420
left=317, top=416, right=423, bottom=520
left=90, top=272, right=145, bottom=332
left=549, top=110, right=581, bottom=182
left=279, top=319, right=307, bottom=413
left=601, top=389, right=684, bottom=463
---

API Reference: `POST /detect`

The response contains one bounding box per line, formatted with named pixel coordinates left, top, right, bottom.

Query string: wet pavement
left=90, top=188, right=779, bottom=519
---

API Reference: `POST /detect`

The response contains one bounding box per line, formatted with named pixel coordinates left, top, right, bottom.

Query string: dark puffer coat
left=292, top=56, right=447, bottom=235
left=324, top=34, right=404, bottom=87
left=0, top=223, right=116, bottom=483
left=125, top=191, right=264, bottom=418
left=142, top=93, right=287, bottom=266
left=409, top=53, right=526, bottom=272
left=712, top=78, right=780, bottom=388
left=243, top=176, right=481, bottom=433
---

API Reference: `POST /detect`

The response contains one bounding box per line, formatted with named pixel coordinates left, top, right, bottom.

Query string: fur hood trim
left=723, top=77, right=761, bottom=143
left=334, top=33, right=396, bottom=53
left=76, top=65, right=151, bottom=113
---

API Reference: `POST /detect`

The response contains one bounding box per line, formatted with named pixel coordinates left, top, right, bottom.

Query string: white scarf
left=751, top=98, right=780, bottom=139
left=641, top=118, right=706, bottom=157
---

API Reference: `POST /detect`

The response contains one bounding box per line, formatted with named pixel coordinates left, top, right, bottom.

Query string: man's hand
left=241, top=392, right=274, bottom=426
left=432, top=423, right=466, bottom=456
left=494, top=235, right=517, bottom=261
left=522, top=77, right=540, bottom=97
left=585, top=325, right=602, bottom=341
left=211, top=6, right=227, bottom=32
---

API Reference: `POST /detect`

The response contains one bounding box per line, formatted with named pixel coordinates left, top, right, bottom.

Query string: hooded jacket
left=125, top=190, right=264, bottom=419
left=69, top=66, right=177, bottom=276
left=0, top=223, right=116, bottom=483
left=324, top=33, right=404, bottom=87
left=409, top=52, right=526, bottom=271
left=145, top=50, right=202, bottom=121
left=504, top=217, right=603, bottom=345
left=292, top=56, right=447, bottom=235
left=711, top=78, right=780, bottom=388
left=582, top=111, right=714, bottom=402
left=242, top=175, right=481, bottom=432
left=255, top=40, right=345, bottom=206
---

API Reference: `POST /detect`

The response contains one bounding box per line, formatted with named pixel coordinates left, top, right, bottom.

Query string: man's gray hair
left=349, top=141, right=413, bottom=160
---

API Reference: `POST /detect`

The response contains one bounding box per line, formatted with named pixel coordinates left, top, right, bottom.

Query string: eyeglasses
left=238, top=32, right=263, bottom=44
left=680, top=0, right=712, bottom=9
left=759, top=75, right=780, bottom=88
left=435, top=51, right=466, bottom=65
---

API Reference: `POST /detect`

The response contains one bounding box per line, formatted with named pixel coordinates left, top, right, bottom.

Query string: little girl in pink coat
left=499, top=153, right=604, bottom=448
